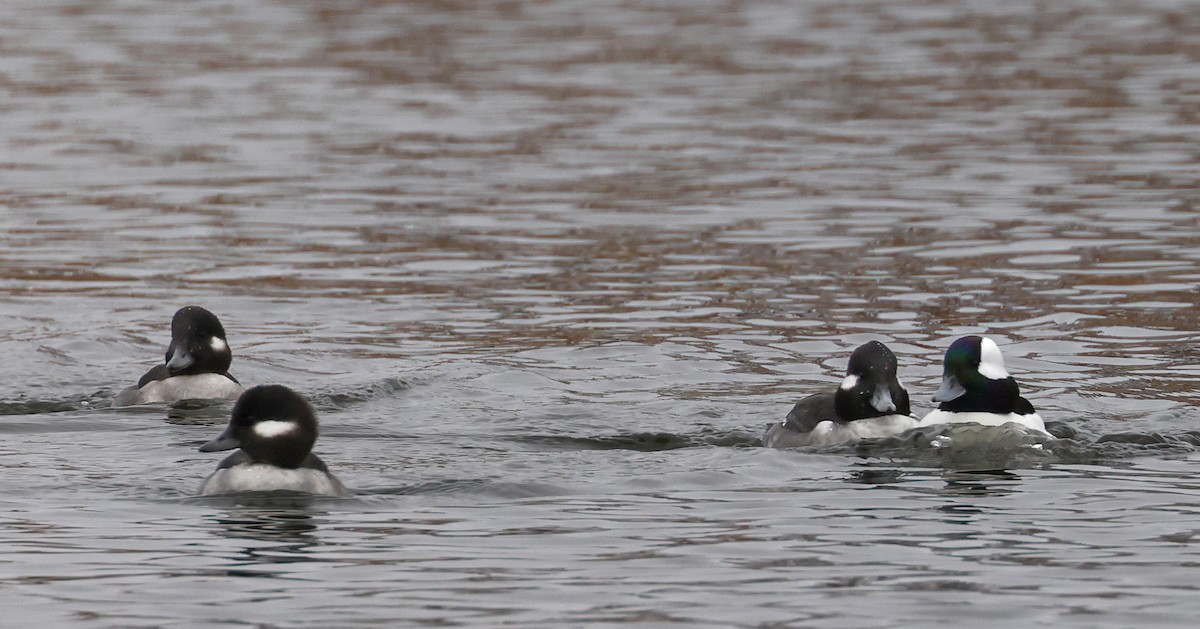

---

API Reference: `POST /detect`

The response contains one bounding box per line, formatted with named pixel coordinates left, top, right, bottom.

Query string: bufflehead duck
left=198, top=384, right=348, bottom=496
left=112, top=306, right=244, bottom=406
left=915, top=335, right=1049, bottom=435
left=764, top=341, right=919, bottom=447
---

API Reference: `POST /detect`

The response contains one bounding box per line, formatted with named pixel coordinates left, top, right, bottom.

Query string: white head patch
left=977, top=337, right=1010, bottom=379
left=253, top=420, right=297, bottom=439
left=840, top=374, right=860, bottom=391
left=210, top=336, right=227, bottom=352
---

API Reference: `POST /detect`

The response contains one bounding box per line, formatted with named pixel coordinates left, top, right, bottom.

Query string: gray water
left=2, top=0, right=1200, bottom=626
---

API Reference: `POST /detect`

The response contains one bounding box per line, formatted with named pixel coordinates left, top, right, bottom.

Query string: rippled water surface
left=3, top=0, right=1200, bottom=626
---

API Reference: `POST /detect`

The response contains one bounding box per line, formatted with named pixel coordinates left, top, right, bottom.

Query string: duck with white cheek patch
left=198, top=384, right=349, bottom=497
left=764, top=341, right=919, bottom=447
left=916, top=335, right=1049, bottom=436
left=112, top=306, right=244, bottom=406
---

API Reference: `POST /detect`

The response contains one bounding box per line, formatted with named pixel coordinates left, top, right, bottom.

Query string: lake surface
left=2, top=0, right=1200, bottom=626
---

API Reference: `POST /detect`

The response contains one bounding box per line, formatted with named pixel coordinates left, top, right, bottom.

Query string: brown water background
left=2, top=0, right=1200, bottom=626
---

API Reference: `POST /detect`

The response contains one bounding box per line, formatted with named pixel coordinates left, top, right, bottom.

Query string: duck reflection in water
left=844, top=467, right=906, bottom=485
left=207, top=503, right=323, bottom=568
left=941, top=469, right=1020, bottom=498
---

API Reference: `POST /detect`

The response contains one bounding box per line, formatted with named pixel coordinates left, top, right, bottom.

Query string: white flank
left=121, top=374, right=244, bottom=405
left=199, top=464, right=347, bottom=496
left=918, top=409, right=1048, bottom=436
left=764, top=414, right=919, bottom=448
left=977, top=337, right=1010, bottom=379
left=840, top=374, right=859, bottom=391
left=253, top=420, right=297, bottom=438
left=837, top=415, right=919, bottom=440
left=210, top=336, right=227, bottom=352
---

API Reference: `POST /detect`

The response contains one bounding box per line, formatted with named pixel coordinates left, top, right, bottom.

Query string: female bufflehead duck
left=198, top=384, right=348, bottom=496
left=916, top=335, right=1048, bottom=436
left=112, top=306, right=244, bottom=406
left=764, top=341, right=919, bottom=447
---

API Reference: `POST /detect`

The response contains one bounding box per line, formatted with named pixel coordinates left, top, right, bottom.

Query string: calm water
left=2, top=0, right=1200, bottom=626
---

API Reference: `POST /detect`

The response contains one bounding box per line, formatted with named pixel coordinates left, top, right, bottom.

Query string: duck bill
left=869, top=386, right=897, bottom=413
left=166, top=342, right=195, bottom=374
left=932, top=374, right=966, bottom=403
left=199, top=426, right=240, bottom=452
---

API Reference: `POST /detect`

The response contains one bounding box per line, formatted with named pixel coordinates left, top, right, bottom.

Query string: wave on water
left=0, top=391, right=115, bottom=416
left=518, top=427, right=763, bottom=452
left=359, top=478, right=574, bottom=499
left=853, top=423, right=1057, bottom=470
left=843, top=422, right=1200, bottom=469
left=515, top=420, right=1200, bottom=470
left=0, top=376, right=417, bottom=424
left=310, top=377, right=414, bottom=410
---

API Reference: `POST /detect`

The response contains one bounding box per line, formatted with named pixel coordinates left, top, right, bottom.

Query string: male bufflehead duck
left=112, top=306, right=244, bottom=406
left=916, top=335, right=1049, bottom=436
left=764, top=341, right=919, bottom=447
left=198, top=384, right=348, bottom=496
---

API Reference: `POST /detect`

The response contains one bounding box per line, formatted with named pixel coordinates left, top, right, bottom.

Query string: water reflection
left=844, top=467, right=906, bottom=485
left=205, top=499, right=325, bottom=567
left=164, top=399, right=234, bottom=426
left=940, top=470, right=1021, bottom=499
